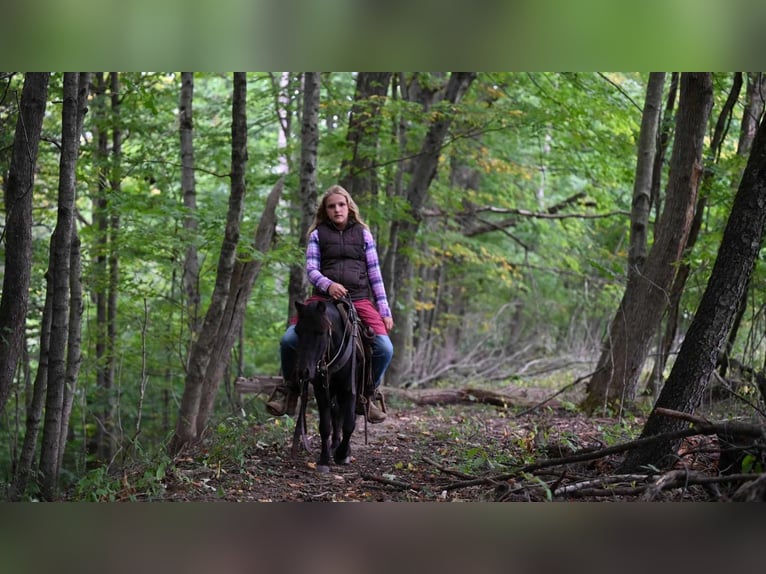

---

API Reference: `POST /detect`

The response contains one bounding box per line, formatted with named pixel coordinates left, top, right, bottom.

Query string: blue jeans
left=280, top=324, right=393, bottom=389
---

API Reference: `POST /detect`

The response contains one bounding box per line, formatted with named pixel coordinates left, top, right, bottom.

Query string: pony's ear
left=295, top=301, right=306, bottom=312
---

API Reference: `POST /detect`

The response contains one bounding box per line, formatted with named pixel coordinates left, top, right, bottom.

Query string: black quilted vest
left=313, top=221, right=371, bottom=301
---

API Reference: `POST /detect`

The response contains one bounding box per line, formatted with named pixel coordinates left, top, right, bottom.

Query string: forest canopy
left=2, top=72, right=765, bottom=501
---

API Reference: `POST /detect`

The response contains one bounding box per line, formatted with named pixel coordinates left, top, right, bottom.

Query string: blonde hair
left=308, top=184, right=369, bottom=235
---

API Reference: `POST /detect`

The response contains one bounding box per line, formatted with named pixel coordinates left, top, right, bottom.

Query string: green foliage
left=70, top=450, right=171, bottom=502
left=3, top=72, right=757, bottom=494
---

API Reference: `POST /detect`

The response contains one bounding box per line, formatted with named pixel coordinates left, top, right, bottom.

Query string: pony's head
left=294, top=300, right=333, bottom=382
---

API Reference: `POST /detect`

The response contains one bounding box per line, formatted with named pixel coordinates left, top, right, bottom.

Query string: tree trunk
left=647, top=73, right=744, bottom=394
left=170, top=73, right=250, bottom=451
left=91, top=72, right=121, bottom=462
left=58, top=227, right=84, bottom=471
left=620, top=111, right=766, bottom=472
left=92, top=72, right=110, bottom=460
left=105, top=72, right=121, bottom=459
left=583, top=73, right=712, bottom=414
left=650, top=73, right=678, bottom=238
left=0, top=72, right=49, bottom=417
left=718, top=72, right=766, bottom=377
left=180, top=72, right=201, bottom=337
left=339, top=72, right=392, bottom=205
left=387, top=72, right=477, bottom=384
left=286, top=72, right=319, bottom=322
left=627, top=72, right=665, bottom=278
left=39, top=72, right=88, bottom=500
left=195, top=179, right=282, bottom=432
left=8, top=289, right=52, bottom=500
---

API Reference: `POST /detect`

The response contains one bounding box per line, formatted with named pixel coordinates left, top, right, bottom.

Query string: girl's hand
left=328, top=282, right=347, bottom=299
left=383, top=316, right=394, bottom=332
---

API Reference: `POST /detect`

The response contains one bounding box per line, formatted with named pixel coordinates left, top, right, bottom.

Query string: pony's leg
left=333, top=391, right=357, bottom=465
left=330, top=396, right=342, bottom=454
left=314, top=389, right=334, bottom=473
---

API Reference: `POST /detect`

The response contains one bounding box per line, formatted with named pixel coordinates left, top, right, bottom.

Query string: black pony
left=291, top=298, right=365, bottom=473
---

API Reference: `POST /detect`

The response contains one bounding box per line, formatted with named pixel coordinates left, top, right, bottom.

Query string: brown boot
left=356, top=391, right=387, bottom=424
left=265, top=383, right=299, bottom=417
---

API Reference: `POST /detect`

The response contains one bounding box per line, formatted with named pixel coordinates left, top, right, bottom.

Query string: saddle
left=333, top=299, right=375, bottom=398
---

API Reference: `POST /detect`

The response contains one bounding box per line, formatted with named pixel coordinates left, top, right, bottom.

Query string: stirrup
left=265, top=383, right=298, bottom=417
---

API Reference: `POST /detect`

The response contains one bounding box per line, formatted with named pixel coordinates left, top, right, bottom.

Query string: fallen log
left=234, top=375, right=284, bottom=398
left=234, top=375, right=558, bottom=410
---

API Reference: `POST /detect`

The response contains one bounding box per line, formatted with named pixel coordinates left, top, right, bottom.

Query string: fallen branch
left=360, top=473, right=413, bottom=490
left=422, top=456, right=476, bottom=480
left=444, top=410, right=766, bottom=491
left=515, top=370, right=595, bottom=417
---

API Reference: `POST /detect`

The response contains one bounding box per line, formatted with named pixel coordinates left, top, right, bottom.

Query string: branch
left=444, top=411, right=765, bottom=491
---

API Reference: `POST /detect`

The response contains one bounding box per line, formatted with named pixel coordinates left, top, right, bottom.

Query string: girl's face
left=325, top=193, right=349, bottom=229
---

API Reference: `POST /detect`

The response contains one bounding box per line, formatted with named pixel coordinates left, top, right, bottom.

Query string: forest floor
left=132, top=382, right=765, bottom=503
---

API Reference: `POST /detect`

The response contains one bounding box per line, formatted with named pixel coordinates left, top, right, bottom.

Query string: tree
left=621, top=111, right=766, bottom=472
left=90, top=72, right=123, bottom=462
left=286, top=72, right=319, bottom=321
left=339, top=72, right=393, bottom=203
left=646, top=73, right=743, bottom=395
left=627, top=73, right=665, bottom=280
left=583, top=73, right=713, bottom=413
left=0, top=72, right=50, bottom=417
left=38, top=72, right=90, bottom=499
left=170, top=74, right=282, bottom=451
left=718, top=72, right=766, bottom=378
left=386, top=72, right=477, bottom=382
left=180, top=72, right=201, bottom=337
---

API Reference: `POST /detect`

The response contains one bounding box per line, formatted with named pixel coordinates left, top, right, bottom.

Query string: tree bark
left=39, top=72, right=88, bottom=500
left=387, top=72, right=477, bottom=383
left=0, top=72, right=49, bottom=417
left=58, top=227, right=84, bottom=472
left=339, top=72, right=392, bottom=203
left=627, top=72, right=665, bottom=279
left=718, top=72, right=766, bottom=377
left=583, top=73, right=712, bottom=413
left=647, top=73, right=743, bottom=394
left=180, top=72, right=201, bottom=337
left=91, top=72, right=121, bottom=462
left=620, top=111, right=766, bottom=472
left=171, top=73, right=259, bottom=451
left=195, top=179, right=282, bottom=432
left=286, top=72, right=319, bottom=322
left=8, top=288, right=52, bottom=500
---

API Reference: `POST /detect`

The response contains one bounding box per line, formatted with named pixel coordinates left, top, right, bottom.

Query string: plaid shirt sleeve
left=364, top=229, right=392, bottom=318
left=306, top=229, right=333, bottom=293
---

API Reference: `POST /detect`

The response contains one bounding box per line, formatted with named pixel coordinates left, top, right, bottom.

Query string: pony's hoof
left=316, top=464, right=331, bottom=474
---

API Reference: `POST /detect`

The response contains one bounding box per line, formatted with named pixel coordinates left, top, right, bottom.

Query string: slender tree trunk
left=718, top=72, right=766, bottom=377
left=195, top=179, right=283, bottom=432
left=90, top=72, right=121, bottom=462
left=647, top=73, right=744, bottom=394
left=583, top=73, right=712, bottom=414
left=627, top=72, right=665, bottom=279
left=58, top=228, right=84, bottom=471
left=105, top=72, right=121, bottom=460
left=387, top=72, right=476, bottom=384
left=170, top=73, right=250, bottom=451
left=0, top=72, right=49, bottom=417
left=650, top=73, right=678, bottom=238
left=8, top=289, right=52, bottom=500
left=92, top=72, right=110, bottom=460
left=287, top=72, right=319, bottom=322
left=339, top=72, right=392, bottom=204
left=39, top=73, right=88, bottom=500
left=621, top=112, right=766, bottom=472
left=180, top=72, right=201, bottom=337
